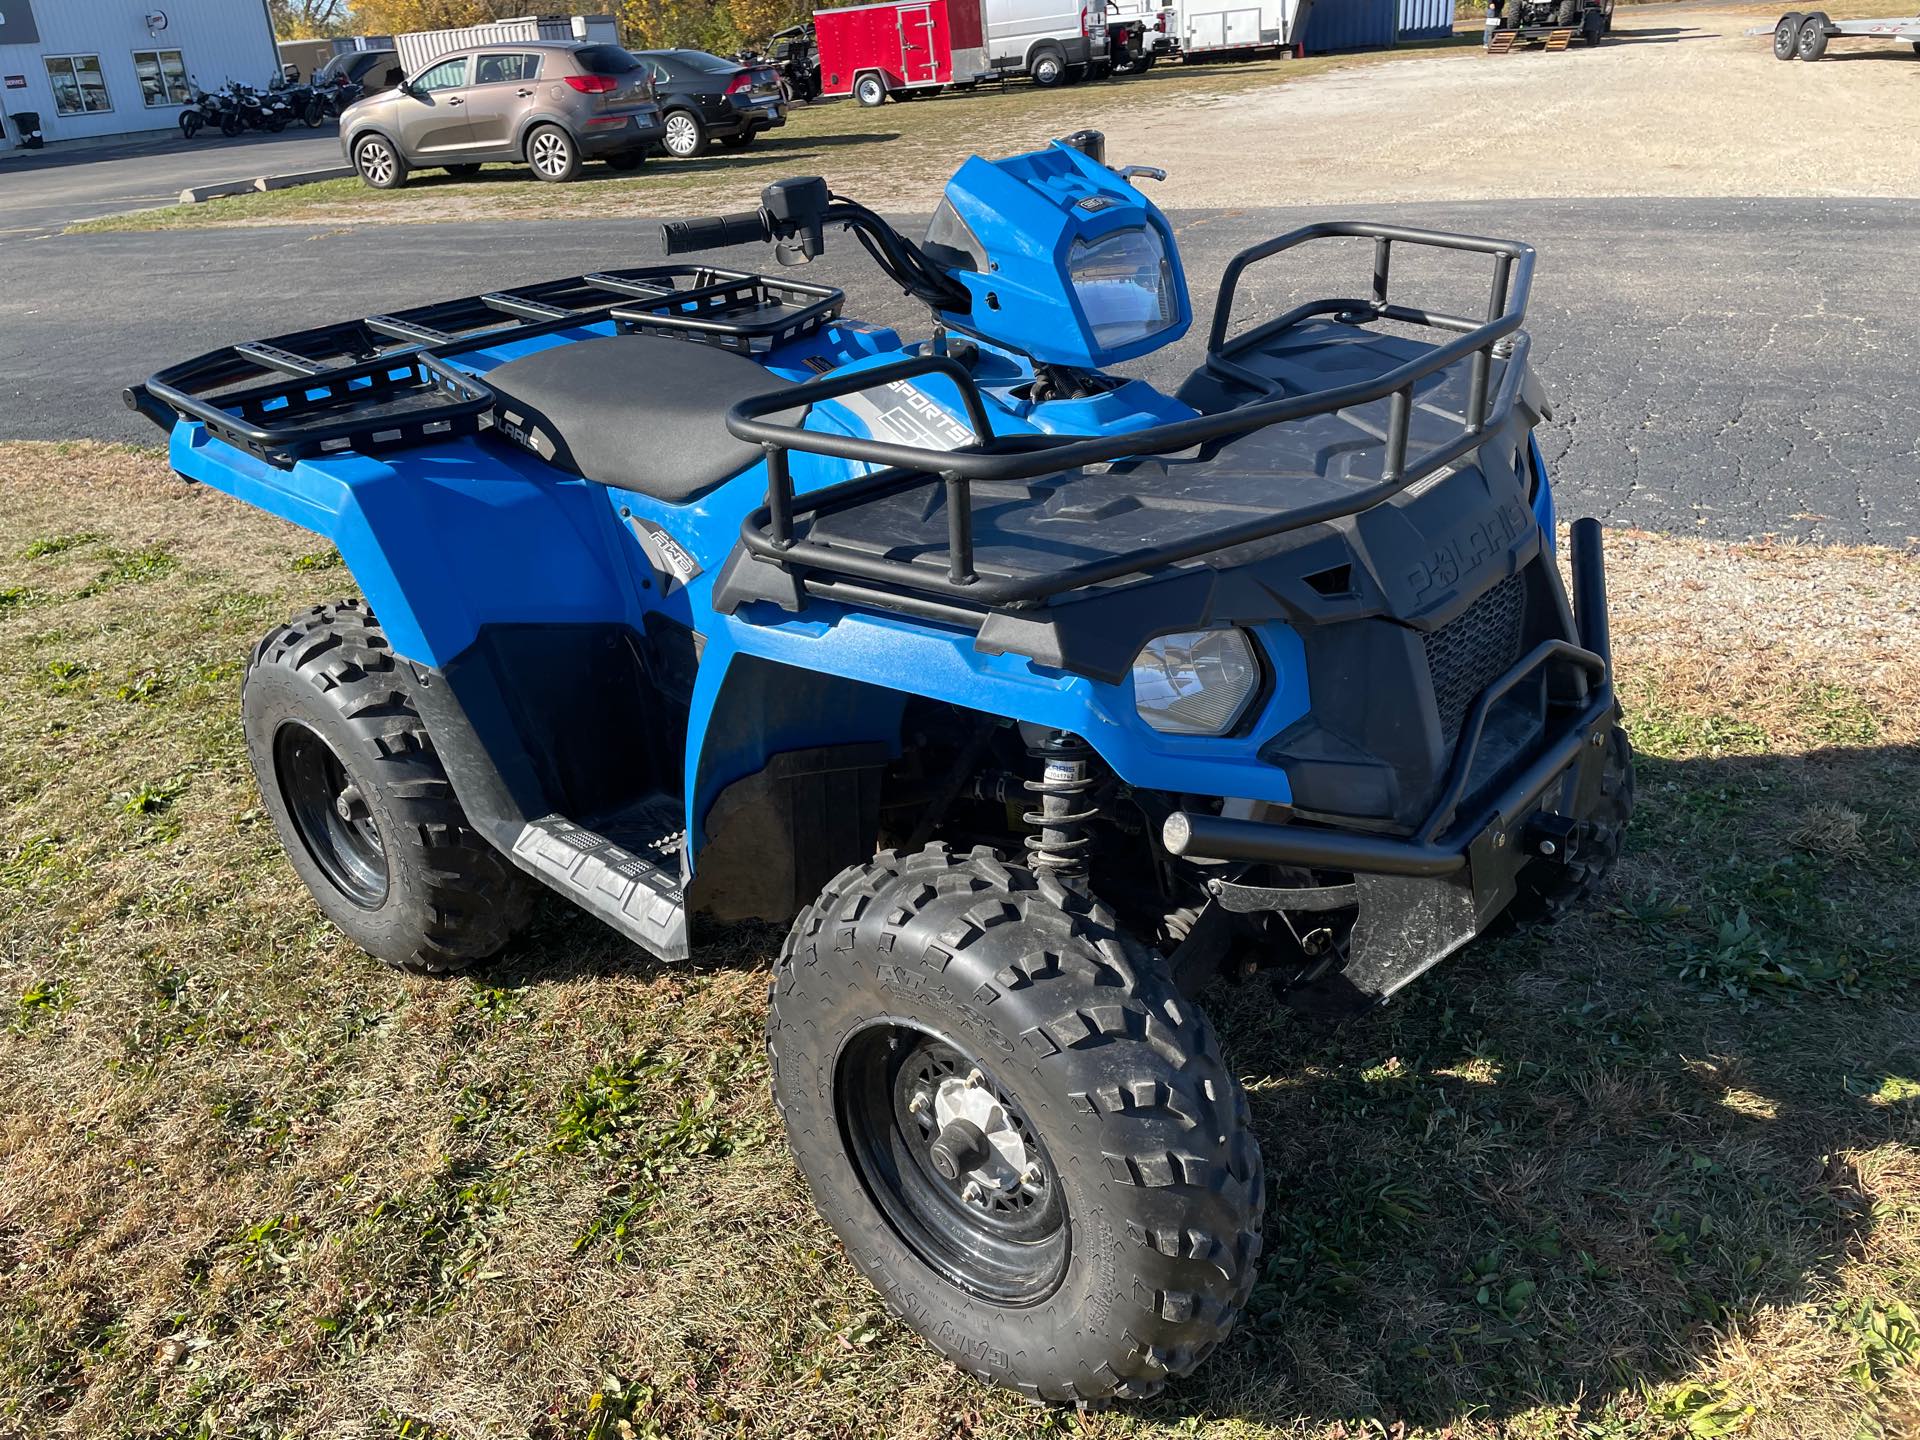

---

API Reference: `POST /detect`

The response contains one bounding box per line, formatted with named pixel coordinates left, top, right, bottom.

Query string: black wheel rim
left=274, top=721, right=389, bottom=909
left=837, top=1024, right=1069, bottom=1305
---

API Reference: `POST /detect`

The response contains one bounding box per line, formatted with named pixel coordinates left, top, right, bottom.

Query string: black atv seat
left=484, top=334, right=790, bottom=502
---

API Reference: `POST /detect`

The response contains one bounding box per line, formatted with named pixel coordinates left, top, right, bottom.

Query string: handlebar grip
left=659, top=210, right=769, bottom=254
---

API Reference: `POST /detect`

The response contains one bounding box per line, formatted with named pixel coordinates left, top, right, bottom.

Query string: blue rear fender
left=168, top=422, right=632, bottom=667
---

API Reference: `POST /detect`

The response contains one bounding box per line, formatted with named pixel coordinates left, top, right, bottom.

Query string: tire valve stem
left=1024, top=731, right=1098, bottom=882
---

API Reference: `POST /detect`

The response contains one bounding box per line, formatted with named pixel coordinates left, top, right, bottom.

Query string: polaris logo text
left=1405, top=499, right=1529, bottom=602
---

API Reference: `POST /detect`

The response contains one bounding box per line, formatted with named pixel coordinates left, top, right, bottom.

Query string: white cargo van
left=983, top=0, right=1110, bottom=82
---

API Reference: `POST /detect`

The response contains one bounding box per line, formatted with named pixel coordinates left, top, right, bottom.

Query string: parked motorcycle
left=177, top=85, right=222, bottom=140
left=304, top=73, right=362, bottom=126
left=271, top=73, right=325, bottom=129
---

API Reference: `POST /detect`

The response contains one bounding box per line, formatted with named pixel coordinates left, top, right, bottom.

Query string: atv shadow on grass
left=1139, top=741, right=1920, bottom=1430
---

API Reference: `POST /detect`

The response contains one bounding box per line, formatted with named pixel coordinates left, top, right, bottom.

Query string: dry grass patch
left=2, top=441, right=1917, bottom=1438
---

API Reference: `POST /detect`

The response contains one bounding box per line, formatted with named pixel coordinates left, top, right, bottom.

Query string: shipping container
left=394, top=14, right=620, bottom=75
left=1299, top=0, right=1395, bottom=50
left=1395, top=0, right=1457, bottom=40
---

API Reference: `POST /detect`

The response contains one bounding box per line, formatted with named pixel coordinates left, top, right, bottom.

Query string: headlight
left=1068, top=225, right=1177, bottom=349
left=1131, top=629, right=1260, bottom=736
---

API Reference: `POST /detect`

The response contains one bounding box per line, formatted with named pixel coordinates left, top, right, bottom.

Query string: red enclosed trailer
left=815, top=0, right=989, bottom=104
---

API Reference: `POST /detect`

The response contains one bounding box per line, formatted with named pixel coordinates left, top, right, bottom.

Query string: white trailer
left=1173, top=0, right=1314, bottom=58
left=393, top=14, right=621, bottom=76
left=1766, top=9, right=1920, bottom=59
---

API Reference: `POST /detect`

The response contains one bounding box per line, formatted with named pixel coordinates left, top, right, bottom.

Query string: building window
left=44, top=55, right=113, bottom=116
left=133, top=49, right=192, bottom=107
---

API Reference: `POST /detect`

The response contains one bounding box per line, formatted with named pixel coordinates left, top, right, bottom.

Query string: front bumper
left=1163, top=518, right=1621, bottom=1003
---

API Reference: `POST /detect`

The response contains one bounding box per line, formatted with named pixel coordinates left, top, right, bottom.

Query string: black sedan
left=633, top=49, right=786, bottom=157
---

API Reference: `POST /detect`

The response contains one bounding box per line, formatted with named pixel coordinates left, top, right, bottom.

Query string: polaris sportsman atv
left=127, top=131, right=1632, bottom=1403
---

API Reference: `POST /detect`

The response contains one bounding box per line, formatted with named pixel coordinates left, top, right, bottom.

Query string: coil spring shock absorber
left=1024, top=731, right=1100, bottom=881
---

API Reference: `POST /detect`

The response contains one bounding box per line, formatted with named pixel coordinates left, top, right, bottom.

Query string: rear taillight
left=725, top=72, right=751, bottom=94
left=1081, top=4, right=1090, bottom=32
left=564, top=73, right=619, bottom=94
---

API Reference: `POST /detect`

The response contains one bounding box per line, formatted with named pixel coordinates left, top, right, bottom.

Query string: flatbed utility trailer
left=1767, top=9, right=1920, bottom=59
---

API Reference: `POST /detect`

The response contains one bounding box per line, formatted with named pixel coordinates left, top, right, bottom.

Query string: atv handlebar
left=659, top=211, right=771, bottom=254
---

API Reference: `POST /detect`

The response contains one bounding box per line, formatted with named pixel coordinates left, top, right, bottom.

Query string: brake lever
left=1116, top=164, right=1168, bottom=184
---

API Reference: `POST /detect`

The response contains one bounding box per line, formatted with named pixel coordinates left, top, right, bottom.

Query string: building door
left=899, top=7, right=938, bottom=84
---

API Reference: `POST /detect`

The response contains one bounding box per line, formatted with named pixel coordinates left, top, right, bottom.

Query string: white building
left=0, top=0, right=279, bottom=145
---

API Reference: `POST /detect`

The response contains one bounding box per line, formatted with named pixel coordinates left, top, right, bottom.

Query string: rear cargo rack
left=728, top=221, right=1536, bottom=612
left=126, top=266, right=845, bottom=468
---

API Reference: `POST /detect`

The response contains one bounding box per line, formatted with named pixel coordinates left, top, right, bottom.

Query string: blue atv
left=128, top=131, right=1632, bottom=1403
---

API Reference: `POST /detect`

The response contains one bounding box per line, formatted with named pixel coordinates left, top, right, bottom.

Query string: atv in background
left=1486, top=0, right=1613, bottom=48
left=764, top=21, right=821, bottom=101
left=128, top=130, right=1632, bottom=1404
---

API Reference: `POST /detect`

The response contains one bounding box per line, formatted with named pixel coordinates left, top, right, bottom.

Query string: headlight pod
left=1068, top=225, right=1178, bottom=350
left=1131, top=629, right=1261, bottom=736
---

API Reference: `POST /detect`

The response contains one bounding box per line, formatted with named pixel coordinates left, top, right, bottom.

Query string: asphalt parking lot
left=0, top=127, right=340, bottom=239
left=3, top=197, right=1917, bottom=547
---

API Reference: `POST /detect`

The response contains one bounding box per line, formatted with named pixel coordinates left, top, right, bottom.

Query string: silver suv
left=341, top=41, right=665, bottom=189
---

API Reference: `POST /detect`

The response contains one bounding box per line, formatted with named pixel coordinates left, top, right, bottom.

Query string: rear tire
left=526, top=123, right=581, bottom=182
left=1030, top=49, right=1067, bottom=86
left=769, top=845, right=1263, bottom=1403
left=661, top=108, right=708, bottom=156
left=1797, top=10, right=1829, bottom=57
left=1774, top=11, right=1804, bottom=58
left=353, top=133, right=408, bottom=189
left=1554, top=0, right=1578, bottom=24
left=243, top=600, right=532, bottom=975
left=179, top=112, right=201, bottom=139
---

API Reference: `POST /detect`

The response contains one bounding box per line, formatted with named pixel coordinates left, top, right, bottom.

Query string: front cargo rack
left=727, top=221, right=1537, bottom=613
left=126, top=266, right=845, bottom=468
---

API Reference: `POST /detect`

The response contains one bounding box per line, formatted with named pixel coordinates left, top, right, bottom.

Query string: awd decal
left=626, top=516, right=703, bottom=593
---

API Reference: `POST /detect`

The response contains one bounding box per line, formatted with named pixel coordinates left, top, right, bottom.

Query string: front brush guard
left=1161, top=518, right=1621, bottom=1004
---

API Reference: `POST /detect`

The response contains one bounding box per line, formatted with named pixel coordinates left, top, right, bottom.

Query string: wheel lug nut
left=907, top=1090, right=929, bottom=1116
left=962, top=1180, right=984, bottom=1204
left=1022, top=1162, right=1043, bottom=1186
left=966, top=1068, right=987, bottom=1090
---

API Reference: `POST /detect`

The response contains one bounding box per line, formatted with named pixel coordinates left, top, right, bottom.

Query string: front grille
left=1423, top=572, right=1526, bottom=740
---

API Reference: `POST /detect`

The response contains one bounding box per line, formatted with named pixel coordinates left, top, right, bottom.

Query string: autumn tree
left=347, top=0, right=541, bottom=34
left=269, top=0, right=350, bottom=37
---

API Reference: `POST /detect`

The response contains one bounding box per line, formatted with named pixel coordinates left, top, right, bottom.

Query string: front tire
left=354, top=133, right=408, bottom=189
left=1774, top=11, right=1804, bottom=58
left=243, top=601, right=532, bottom=975
left=769, top=845, right=1263, bottom=1403
left=525, top=123, right=581, bottom=182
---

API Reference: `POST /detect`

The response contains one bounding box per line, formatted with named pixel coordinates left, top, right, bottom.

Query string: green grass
left=1, top=441, right=1916, bottom=1438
